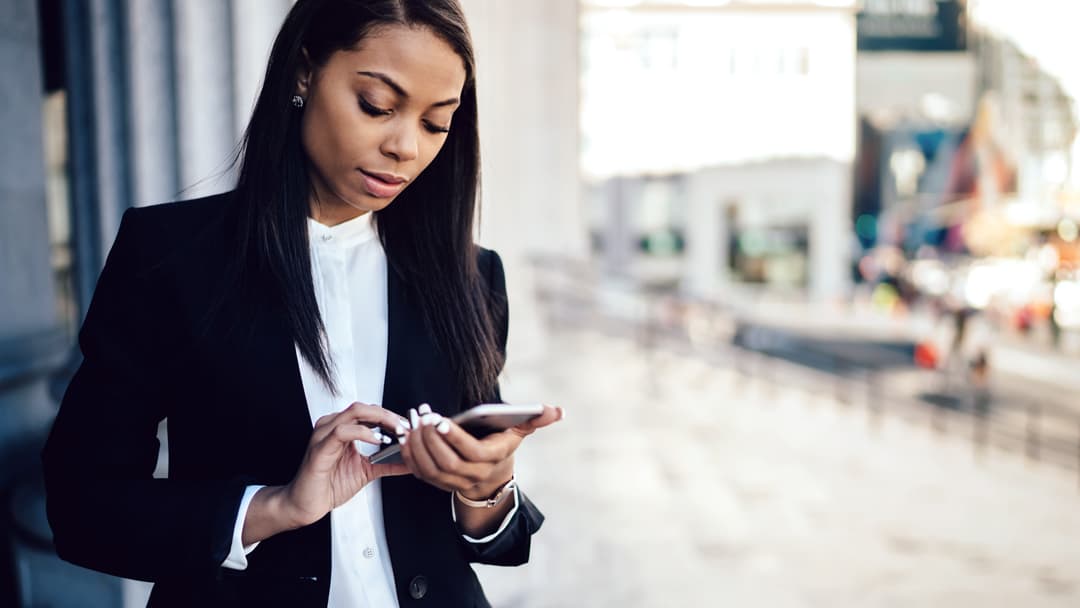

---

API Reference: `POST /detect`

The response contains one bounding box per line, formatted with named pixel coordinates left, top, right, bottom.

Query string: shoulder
left=116, top=190, right=235, bottom=278
left=476, top=246, right=506, bottom=295
left=124, top=190, right=233, bottom=240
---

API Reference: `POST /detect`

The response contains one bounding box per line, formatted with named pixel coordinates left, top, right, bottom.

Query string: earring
left=291, top=95, right=305, bottom=109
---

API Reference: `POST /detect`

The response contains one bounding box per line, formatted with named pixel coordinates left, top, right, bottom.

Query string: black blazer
left=40, top=191, right=544, bottom=607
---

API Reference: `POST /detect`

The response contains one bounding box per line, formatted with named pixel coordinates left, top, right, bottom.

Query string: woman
left=40, top=1, right=562, bottom=606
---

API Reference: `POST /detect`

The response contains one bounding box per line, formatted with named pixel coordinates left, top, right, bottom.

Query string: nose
left=380, top=121, right=419, bottom=163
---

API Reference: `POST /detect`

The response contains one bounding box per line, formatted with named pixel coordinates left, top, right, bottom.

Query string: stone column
left=126, top=0, right=180, bottom=207
left=173, top=0, right=237, bottom=198
left=461, top=0, right=585, bottom=260
left=458, top=0, right=585, bottom=364
left=86, top=0, right=131, bottom=255
left=231, top=0, right=294, bottom=140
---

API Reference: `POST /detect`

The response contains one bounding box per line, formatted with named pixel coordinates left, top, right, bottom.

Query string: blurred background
left=2, top=0, right=1079, bottom=606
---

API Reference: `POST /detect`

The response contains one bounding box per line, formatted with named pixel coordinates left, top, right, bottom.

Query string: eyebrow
left=356, top=71, right=459, bottom=108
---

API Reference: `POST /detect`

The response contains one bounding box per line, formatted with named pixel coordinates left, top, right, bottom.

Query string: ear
left=295, top=47, right=313, bottom=98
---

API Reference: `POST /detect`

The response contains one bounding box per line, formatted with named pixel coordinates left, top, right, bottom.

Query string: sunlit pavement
left=478, top=326, right=1080, bottom=608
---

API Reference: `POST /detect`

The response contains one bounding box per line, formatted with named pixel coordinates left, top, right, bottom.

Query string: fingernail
left=437, top=420, right=450, bottom=434
left=410, top=409, right=419, bottom=429
left=558, top=407, right=566, bottom=421
left=395, top=424, right=406, bottom=435
left=400, top=433, right=408, bottom=445
left=381, top=435, right=392, bottom=444
left=418, top=403, right=432, bottom=415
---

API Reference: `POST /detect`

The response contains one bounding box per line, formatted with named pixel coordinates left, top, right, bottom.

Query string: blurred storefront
left=850, top=0, right=1080, bottom=352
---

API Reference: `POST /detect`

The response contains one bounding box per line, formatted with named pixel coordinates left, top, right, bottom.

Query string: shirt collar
left=307, top=211, right=378, bottom=247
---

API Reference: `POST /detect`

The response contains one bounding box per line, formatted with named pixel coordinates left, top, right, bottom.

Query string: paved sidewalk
left=479, top=327, right=1080, bottom=607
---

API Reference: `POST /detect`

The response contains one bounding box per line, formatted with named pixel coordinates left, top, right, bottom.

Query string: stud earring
left=291, top=95, right=305, bottom=109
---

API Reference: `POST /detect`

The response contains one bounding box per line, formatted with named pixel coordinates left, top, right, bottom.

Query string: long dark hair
left=229, top=0, right=501, bottom=404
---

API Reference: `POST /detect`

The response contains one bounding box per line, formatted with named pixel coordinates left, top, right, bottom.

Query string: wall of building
left=582, top=2, right=857, bottom=301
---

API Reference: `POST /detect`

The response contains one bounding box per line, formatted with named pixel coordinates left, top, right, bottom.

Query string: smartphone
left=368, top=403, right=545, bottom=465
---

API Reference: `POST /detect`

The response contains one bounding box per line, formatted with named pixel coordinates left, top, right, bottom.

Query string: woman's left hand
left=399, top=403, right=564, bottom=499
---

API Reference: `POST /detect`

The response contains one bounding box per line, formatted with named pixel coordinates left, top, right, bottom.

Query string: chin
left=334, top=188, right=389, bottom=213
left=365, top=194, right=398, bottom=211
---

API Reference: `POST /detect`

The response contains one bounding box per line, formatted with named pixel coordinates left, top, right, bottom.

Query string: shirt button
left=363, top=547, right=375, bottom=559
left=321, top=234, right=333, bottom=242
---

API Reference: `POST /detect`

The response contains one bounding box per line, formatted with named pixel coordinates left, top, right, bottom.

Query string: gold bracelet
left=454, top=474, right=517, bottom=508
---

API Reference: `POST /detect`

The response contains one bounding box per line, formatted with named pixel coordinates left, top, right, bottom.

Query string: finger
left=439, top=420, right=516, bottom=463
left=314, top=413, right=335, bottom=429
left=316, top=423, right=384, bottom=452
left=349, top=407, right=410, bottom=435
left=405, top=424, right=439, bottom=478
left=311, top=402, right=370, bottom=443
left=513, top=404, right=564, bottom=435
left=420, top=424, right=491, bottom=484
left=371, top=461, right=410, bottom=479
left=314, top=403, right=406, bottom=444
left=408, top=423, right=475, bottom=491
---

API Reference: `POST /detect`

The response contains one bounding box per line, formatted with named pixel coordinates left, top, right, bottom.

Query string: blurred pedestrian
left=40, top=1, right=563, bottom=606
left=940, top=301, right=992, bottom=410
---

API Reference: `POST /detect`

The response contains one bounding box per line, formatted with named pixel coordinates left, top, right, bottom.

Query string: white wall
left=460, top=0, right=585, bottom=260
left=457, top=0, right=585, bottom=365
left=581, top=4, right=857, bottom=178
left=856, top=52, right=976, bottom=122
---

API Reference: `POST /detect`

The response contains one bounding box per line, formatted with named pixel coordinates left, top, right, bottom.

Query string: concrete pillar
left=459, top=0, right=585, bottom=364
left=810, top=167, right=854, bottom=301
left=460, top=0, right=585, bottom=259
left=87, top=0, right=131, bottom=253
left=173, top=0, right=237, bottom=198
left=126, top=1, right=179, bottom=207
left=682, top=177, right=724, bottom=297
left=230, top=0, right=293, bottom=141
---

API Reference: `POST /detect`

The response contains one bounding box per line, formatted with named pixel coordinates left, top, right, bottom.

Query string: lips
left=358, top=169, right=408, bottom=198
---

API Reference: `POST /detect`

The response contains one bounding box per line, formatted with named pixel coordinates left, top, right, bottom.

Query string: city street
left=478, top=326, right=1080, bottom=607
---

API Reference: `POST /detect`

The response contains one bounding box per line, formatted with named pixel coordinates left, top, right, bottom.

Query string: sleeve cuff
left=451, top=481, right=521, bottom=544
left=221, top=484, right=265, bottom=570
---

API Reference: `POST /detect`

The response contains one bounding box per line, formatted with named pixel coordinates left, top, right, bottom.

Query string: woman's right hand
left=282, top=402, right=410, bottom=527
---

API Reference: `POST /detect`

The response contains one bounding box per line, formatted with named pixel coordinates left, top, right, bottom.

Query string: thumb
left=371, top=461, right=410, bottom=479
left=513, top=404, right=565, bottom=436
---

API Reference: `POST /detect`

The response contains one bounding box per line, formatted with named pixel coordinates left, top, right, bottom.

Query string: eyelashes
left=358, top=97, right=450, bottom=135
left=358, top=97, right=391, bottom=117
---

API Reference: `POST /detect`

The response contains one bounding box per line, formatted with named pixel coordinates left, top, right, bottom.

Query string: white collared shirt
left=220, top=210, right=518, bottom=606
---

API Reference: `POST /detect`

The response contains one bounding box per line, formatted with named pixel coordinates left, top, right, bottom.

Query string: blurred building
left=582, top=0, right=858, bottom=301
left=973, top=34, right=1076, bottom=217
left=852, top=0, right=975, bottom=259
left=1, top=0, right=580, bottom=606
left=849, top=0, right=1080, bottom=342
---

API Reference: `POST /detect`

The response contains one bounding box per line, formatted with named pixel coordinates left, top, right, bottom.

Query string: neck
left=308, top=182, right=371, bottom=227
left=309, top=203, right=368, bottom=227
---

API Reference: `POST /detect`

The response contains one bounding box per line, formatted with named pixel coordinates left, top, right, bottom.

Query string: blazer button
left=409, top=575, right=428, bottom=599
